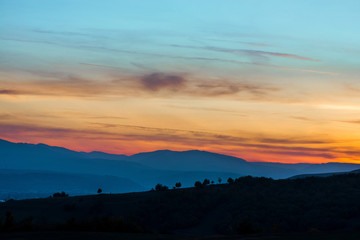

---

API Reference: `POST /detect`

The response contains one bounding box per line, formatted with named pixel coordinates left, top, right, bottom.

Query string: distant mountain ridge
left=1, top=138, right=360, bottom=199
left=289, top=169, right=360, bottom=179
left=0, top=169, right=145, bottom=200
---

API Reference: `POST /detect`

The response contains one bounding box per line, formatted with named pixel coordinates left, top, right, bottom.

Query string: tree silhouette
left=218, top=177, right=222, bottom=184
left=3, top=211, right=15, bottom=232
left=97, top=188, right=102, bottom=194
left=227, top=177, right=234, bottom=184
left=203, top=179, right=210, bottom=186
left=194, top=181, right=202, bottom=188
left=155, top=184, right=169, bottom=191
left=52, top=191, right=69, bottom=198
left=175, top=182, right=182, bottom=188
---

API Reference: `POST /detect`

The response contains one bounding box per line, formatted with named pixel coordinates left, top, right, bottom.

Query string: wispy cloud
left=1, top=36, right=332, bottom=76
left=79, top=63, right=128, bottom=71
left=90, top=122, right=119, bottom=128
left=0, top=111, right=127, bottom=124
left=0, top=114, right=13, bottom=119
left=192, top=81, right=279, bottom=97
left=0, top=89, right=21, bottom=95
left=290, top=116, right=313, bottom=121
left=84, top=44, right=332, bottom=76
left=266, top=64, right=339, bottom=76
left=205, top=38, right=272, bottom=47
left=0, top=69, right=280, bottom=100
left=258, top=137, right=331, bottom=145
left=339, top=120, right=360, bottom=124
left=169, top=44, right=318, bottom=61
left=257, top=150, right=336, bottom=159
left=166, top=104, right=247, bottom=116
left=32, top=29, right=106, bottom=39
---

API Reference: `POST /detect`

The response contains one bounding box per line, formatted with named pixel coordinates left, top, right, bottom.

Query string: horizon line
left=0, top=137, right=356, bottom=165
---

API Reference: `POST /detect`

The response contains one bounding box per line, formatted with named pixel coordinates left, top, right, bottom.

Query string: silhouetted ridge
left=1, top=138, right=360, bottom=200
left=2, top=174, right=360, bottom=236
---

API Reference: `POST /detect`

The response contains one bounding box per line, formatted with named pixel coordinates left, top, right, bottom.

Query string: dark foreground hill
left=1, top=173, right=360, bottom=239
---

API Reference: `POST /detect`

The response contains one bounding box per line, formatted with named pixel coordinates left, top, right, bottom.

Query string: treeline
left=140, top=173, right=360, bottom=234
left=154, top=177, right=233, bottom=191
left=2, top=173, right=360, bottom=235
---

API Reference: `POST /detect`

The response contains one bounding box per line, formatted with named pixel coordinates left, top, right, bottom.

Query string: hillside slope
left=1, top=173, right=360, bottom=236
left=2, top=138, right=360, bottom=199
left=0, top=169, right=146, bottom=200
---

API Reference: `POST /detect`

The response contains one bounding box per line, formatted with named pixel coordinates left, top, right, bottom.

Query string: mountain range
left=1, top=138, right=360, bottom=199
left=288, top=169, right=360, bottom=179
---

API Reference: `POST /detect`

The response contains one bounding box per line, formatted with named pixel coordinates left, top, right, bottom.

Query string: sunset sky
left=1, top=0, right=360, bottom=163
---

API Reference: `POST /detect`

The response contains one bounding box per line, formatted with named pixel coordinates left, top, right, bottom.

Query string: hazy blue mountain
left=129, top=149, right=307, bottom=178
left=2, top=138, right=360, bottom=199
left=0, top=169, right=145, bottom=200
left=289, top=168, right=360, bottom=179
left=130, top=149, right=247, bottom=171
left=85, top=151, right=128, bottom=161
left=2, top=139, right=360, bottom=180
left=0, top=139, right=157, bottom=180
left=252, top=162, right=360, bottom=177
left=129, top=149, right=360, bottom=179
left=0, top=139, right=241, bottom=192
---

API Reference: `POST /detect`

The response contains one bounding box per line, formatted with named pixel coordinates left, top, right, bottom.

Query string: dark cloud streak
left=1, top=69, right=279, bottom=100
left=0, top=89, right=20, bottom=95
left=140, top=73, right=186, bottom=91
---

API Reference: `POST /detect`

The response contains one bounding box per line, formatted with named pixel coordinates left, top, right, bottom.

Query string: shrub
left=52, top=191, right=69, bottom=198
left=194, top=181, right=203, bottom=188
left=227, top=177, right=234, bottom=184
left=155, top=184, right=169, bottom=191
left=203, top=179, right=210, bottom=186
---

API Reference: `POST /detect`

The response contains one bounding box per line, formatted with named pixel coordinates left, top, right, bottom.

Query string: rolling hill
left=1, top=173, right=360, bottom=238
left=1, top=138, right=360, bottom=199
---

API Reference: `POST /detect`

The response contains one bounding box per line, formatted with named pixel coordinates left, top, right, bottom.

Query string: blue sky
left=1, top=0, right=359, bottom=75
left=1, top=0, right=360, bottom=163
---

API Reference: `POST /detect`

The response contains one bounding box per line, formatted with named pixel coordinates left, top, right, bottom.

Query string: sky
left=1, top=0, right=360, bottom=163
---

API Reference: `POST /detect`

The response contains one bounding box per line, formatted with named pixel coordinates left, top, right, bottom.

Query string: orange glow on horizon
left=2, top=134, right=360, bottom=164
